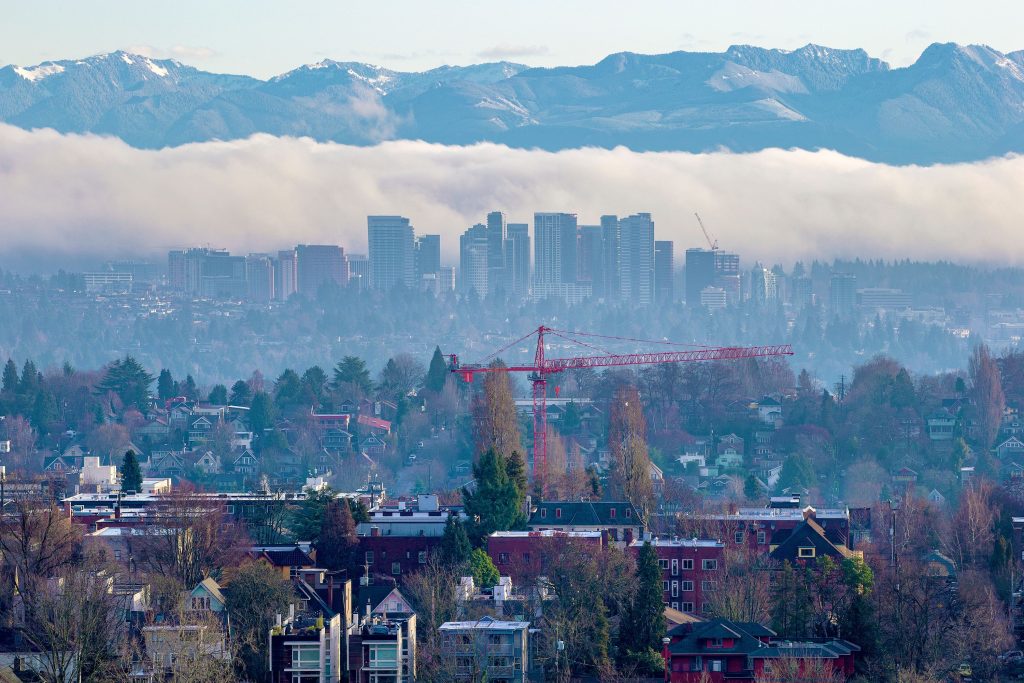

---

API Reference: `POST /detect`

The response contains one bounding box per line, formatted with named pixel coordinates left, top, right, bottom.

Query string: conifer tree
left=463, top=448, right=524, bottom=544
left=619, top=541, right=666, bottom=657
left=229, top=379, right=252, bottom=406
left=425, top=346, right=449, bottom=394
left=121, top=450, right=143, bottom=493
left=1, top=359, right=18, bottom=394
left=207, top=384, right=228, bottom=405
left=439, top=516, right=472, bottom=568
left=157, top=369, right=175, bottom=401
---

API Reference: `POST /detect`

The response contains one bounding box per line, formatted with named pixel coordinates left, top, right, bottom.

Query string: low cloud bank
left=0, top=124, right=1022, bottom=270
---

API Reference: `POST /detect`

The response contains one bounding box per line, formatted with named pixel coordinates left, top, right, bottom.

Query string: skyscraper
left=275, top=249, right=298, bottom=300
left=685, top=248, right=717, bottom=306
left=347, top=254, right=369, bottom=291
left=368, top=215, right=416, bottom=291
left=167, top=250, right=186, bottom=289
left=534, top=212, right=578, bottom=287
left=714, top=251, right=741, bottom=304
left=750, top=265, right=778, bottom=306
left=830, top=272, right=857, bottom=316
left=654, top=240, right=674, bottom=304
left=506, top=223, right=531, bottom=299
left=245, top=254, right=275, bottom=303
left=577, top=225, right=605, bottom=297
left=459, top=223, right=489, bottom=298
left=296, top=244, right=347, bottom=295
left=415, top=234, right=441, bottom=282
left=486, top=211, right=507, bottom=297
left=601, top=215, right=620, bottom=301
left=618, top=212, right=654, bottom=305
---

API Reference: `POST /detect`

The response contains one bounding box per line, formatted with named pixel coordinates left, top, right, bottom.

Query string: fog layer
left=1, top=124, right=1022, bottom=269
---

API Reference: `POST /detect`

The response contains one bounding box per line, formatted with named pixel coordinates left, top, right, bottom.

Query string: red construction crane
left=449, top=325, right=793, bottom=486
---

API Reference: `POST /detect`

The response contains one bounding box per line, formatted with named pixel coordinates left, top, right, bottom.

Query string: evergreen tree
left=425, top=346, right=449, bottom=394
left=1, top=359, right=18, bottom=394
left=469, top=548, right=499, bottom=588
left=777, top=453, right=815, bottom=494
left=229, top=379, right=252, bottom=406
left=273, top=369, right=303, bottom=408
left=181, top=374, right=198, bottom=401
left=95, top=356, right=154, bottom=410
left=248, top=391, right=274, bottom=438
left=463, top=448, right=525, bottom=545
left=157, top=369, right=175, bottom=401
left=332, top=356, right=374, bottom=396
left=770, top=561, right=814, bottom=638
left=19, top=359, right=39, bottom=395
left=743, top=473, right=761, bottom=501
left=619, top=542, right=666, bottom=657
left=207, top=384, right=228, bottom=405
left=121, top=450, right=143, bottom=493
left=30, top=391, right=57, bottom=434
left=316, top=500, right=358, bottom=573
left=505, top=450, right=527, bottom=504
left=439, top=516, right=472, bottom=568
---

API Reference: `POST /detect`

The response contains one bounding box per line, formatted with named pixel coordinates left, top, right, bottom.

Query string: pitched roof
left=195, top=577, right=226, bottom=605
left=529, top=500, right=639, bottom=526
left=668, top=619, right=776, bottom=655
left=769, top=517, right=854, bottom=564
left=257, top=546, right=314, bottom=568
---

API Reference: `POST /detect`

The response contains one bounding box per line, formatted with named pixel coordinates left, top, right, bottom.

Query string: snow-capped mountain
left=1, top=44, right=1022, bottom=162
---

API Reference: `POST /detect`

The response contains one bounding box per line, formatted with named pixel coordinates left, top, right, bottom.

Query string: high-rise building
left=245, top=254, right=275, bottom=303
left=347, top=254, right=369, bottom=291
left=654, top=240, right=674, bottom=304
left=506, top=223, right=531, bottom=299
left=198, top=251, right=247, bottom=299
left=830, top=273, right=857, bottom=317
left=182, top=247, right=218, bottom=294
left=577, top=225, right=605, bottom=297
left=685, top=248, right=717, bottom=305
left=618, top=213, right=654, bottom=305
left=275, top=250, right=298, bottom=300
left=167, top=250, right=186, bottom=289
left=700, top=286, right=728, bottom=310
left=415, top=234, right=441, bottom=281
left=486, top=211, right=507, bottom=297
left=296, top=244, right=347, bottom=295
left=534, top=212, right=578, bottom=287
left=601, top=215, right=620, bottom=301
left=368, top=215, right=416, bottom=291
left=750, top=266, right=778, bottom=306
left=459, top=223, right=489, bottom=298
left=790, top=275, right=813, bottom=308
left=438, top=266, right=456, bottom=294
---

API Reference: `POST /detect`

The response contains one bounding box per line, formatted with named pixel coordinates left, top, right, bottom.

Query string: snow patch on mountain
left=13, top=63, right=64, bottom=82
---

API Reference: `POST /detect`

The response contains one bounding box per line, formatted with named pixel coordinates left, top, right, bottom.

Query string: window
left=291, top=644, right=320, bottom=670
left=114, top=550, right=122, bottom=561
left=671, top=559, right=679, bottom=575
left=681, top=601, right=695, bottom=612
left=658, top=559, right=669, bottom=570
left=626, top=508, right=632, bottom=518
left=609, top=508, right=616, bottom=519
left=708, top=659, right=723, bottom=672
left=757, top=530, right=766, bottom=545
left=702, top=559, right=717, bottom=571
left=365, top=551, right=374, bottom=565
left=709, top=638, right=724, bottom=648
left=419, top=551, right=427, bottom=564
left=540, top=508, right=547, bottom=518
left=225, top=504, right=235, bottom=514
left=702, top=580, right=715, bottom=592
left=499, top=553, right=510, bottom=564
left=671, top=601, right=679, bottom=609
left=682, top=580, right=694, bottom=592
left=798, top=547, right=816, bottom=558
left=191, top=596, right=211, bottom=611
left=735, top=531, right=744, bottom=544
left=682, top=559, right=694, bottom=570
left=671, top=581, right=678, bottom=597
left=392, top=562, right=401, bottom=575
left=555, top=508, right=562, bottom=519
left=663, top=581, right=669, bottom=591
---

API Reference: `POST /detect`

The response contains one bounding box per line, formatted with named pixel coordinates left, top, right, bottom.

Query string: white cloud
left=0, top=124, right=1022, bottom=269
left=125, top=44, right=219, bottom=61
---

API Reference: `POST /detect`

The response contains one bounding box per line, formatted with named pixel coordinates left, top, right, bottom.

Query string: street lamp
left=662, top=637, right=672, bottom=682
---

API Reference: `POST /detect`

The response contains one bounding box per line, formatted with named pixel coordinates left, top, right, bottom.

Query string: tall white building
left=368, top=216, right=416, bottom=291
left=459, top=223, right=489, bottom=298
left=617, top=212, right=654, bottom=306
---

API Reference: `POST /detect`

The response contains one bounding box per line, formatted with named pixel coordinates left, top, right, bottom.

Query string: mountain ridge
left=1, top=43, right=1022, bottom=163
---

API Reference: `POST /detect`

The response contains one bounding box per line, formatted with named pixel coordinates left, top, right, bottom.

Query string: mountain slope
left=1, top=44, right=1022, bottom=162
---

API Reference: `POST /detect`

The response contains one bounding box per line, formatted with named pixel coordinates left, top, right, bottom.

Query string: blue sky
left=2, top=0, right=1022, bottom=77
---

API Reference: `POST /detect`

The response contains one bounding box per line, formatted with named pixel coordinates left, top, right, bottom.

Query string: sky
left=2, top=0, right=1023, bottom=77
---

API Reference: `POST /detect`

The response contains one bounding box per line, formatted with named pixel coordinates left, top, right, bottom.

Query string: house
left=630, top=538, right=725, bottom=616
left=756, top=397, right=782, bottom=424
left=188, top=415, right=217, bottom=445
left=351, top=615, right=417, bottom=683
left=362, top=433, right=387, bottom=457
left=528, top=500, right=643, bottom=544
left=189, top=578, right=227, bottom=617
left=664, top=618, right=859, bottom=682
left=268, top=611, right=344, bottom=683
left=143, top=623, right=230, bottom=676
left=926, top=410, right=957, bottom=441
left=358, top=414, right=392, bottom=436
left=253, top=546, right=316, bottom=579
left=997, top=436, right=1024, bottom=460
left=891, top=467, right=919, bottom=486
left=439, top=616, right=533, bottom=683
left=356, top=578, right=414, bottom=617
left=768, top=517, right=858, bottom=566
left=232, top=448, right=259, bottom=475
left=194, top=450, right=221, bottom=475
left=715, top=434, right=744, bottom=469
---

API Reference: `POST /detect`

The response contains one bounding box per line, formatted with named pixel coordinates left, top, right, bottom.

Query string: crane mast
left=694, top=212, right=718, bottom=251
left=449, top=326, right=793, bottom=490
